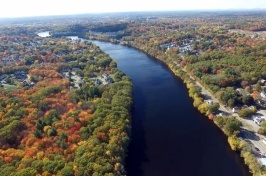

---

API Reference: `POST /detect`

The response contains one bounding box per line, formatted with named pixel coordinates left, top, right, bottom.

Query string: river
left=90, top=40, right=250, bottom=176
left=37, top=31, right=50, bottom=37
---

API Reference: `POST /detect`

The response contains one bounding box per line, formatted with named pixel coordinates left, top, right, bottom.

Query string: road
left=174, top=55, right=266, bottom=156
left=241, top=128, right=266, bottom=156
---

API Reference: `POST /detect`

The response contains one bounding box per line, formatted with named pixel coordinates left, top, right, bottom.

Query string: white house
left=260, top=79, right=266, bottom=84
left=204, top=100, right=214, bottom=104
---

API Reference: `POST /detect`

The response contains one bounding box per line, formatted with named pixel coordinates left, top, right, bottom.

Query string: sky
left=1, top=0, right=266, bottom=18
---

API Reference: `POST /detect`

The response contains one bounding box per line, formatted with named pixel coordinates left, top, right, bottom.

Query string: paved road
left=241, top=128, right=266, bottom=156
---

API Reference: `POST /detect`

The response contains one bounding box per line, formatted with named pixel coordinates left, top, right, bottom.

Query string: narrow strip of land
left=176, top=54, right=266, bottom=155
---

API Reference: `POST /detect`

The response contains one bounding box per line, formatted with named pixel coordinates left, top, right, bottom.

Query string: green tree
left=228, top=135, right=240, bottom=151
left=228, top=99, right=235, bottom=108
left=61, top=166, right=74, bottom=176
left=214, top=116, right=226, bottom=128
left=14, top=168, right=37, bottom=176
left=193, top=97, right=203, bottom=108
left=258, top=121, right=266, bottom=135
left=238, top=108, right=256, bottom=118
left=31, top=160, right=44, bottom=173
left=34, top=130, right=42, bottom=138
left=224, top=118, right=242, bottom=136
left=207, top=102, right=220, bottom=114
left=242, top=95, right=254, bottom=105
left=47, top=127, right=57, bottom=137
left=0, top=166, right=16, bottom=176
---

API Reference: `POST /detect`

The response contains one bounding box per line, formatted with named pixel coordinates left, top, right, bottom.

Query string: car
left=254, top=117, right=265, bottom=126
left=255, top=147, right=260, bottom=152
left=263, top=138, right=266, bottom=145
left=238, top=137, right=244, bottom=140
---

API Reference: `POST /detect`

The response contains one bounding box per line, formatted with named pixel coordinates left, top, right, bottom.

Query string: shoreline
left=125, top=42, right=265, bottom=176
left=85, top=36, right=262, bottom=175
left=89, top=37, right=261, bottom=175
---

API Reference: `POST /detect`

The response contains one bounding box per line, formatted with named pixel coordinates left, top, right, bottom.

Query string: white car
left=263, top=138, right=266, bottom=145
left=238, top=137, right=244, bottom=140
left=254, top=117, right=265, bottom=126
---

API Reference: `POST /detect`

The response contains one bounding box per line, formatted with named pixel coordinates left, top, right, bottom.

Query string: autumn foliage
left=0, top=37, right=132, bottom=175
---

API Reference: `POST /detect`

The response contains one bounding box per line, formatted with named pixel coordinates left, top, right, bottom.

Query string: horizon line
left=1, top=8, right=266, bottom=20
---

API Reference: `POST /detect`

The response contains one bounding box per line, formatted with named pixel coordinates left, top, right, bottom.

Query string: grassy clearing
left=3, top=84, right=19, bottom=90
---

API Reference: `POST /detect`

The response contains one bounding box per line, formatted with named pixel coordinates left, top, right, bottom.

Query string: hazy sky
left=1, top=0, right=266, bottom=18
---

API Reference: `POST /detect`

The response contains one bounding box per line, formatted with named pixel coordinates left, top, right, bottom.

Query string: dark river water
left=91, top=41, right=250, bottom=176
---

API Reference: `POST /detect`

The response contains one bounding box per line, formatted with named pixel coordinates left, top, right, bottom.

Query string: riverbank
left=129, top=42, right=266, bottom=175
left=88, top=37, right=263, bottom=175
left=91, top=39, right=252, bottom=176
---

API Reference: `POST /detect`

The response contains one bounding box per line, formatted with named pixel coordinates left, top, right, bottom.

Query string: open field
left=3, top=84, right=18, bottom=90
left=229, top=29, right=266, bottom=39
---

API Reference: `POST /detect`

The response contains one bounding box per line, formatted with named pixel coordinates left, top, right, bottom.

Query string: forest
left=0, top=33, right=132, bottom=175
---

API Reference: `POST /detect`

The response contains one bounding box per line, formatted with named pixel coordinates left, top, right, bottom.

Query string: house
left=248, top=105, right=256, bottom=109
left=94, top=79, right=101, bottom=86
left=259, top=158, right=266, bottom=167
left=204, top=100, right=214, bottom=104
left=101, top=73, right=113, bottom=86
left=232, top=107, right=241, bottom=113
left=22, top=80, right=34, bottom=87
left=61, top=68, right=70, bottom=72
left=72, top=67, right=81, bottom=72
left=258, top=100, right=265, bottom=105
left=102, top=73, right=110, bottom=80
left=236, top=88, right=249, bottom=96
left=22, top=80, right=29, bottom=86
left=260, top=79, right=266, bottom=84
left=107, top=78, right=114, bottom=84
left=14, top=71, right=27, bottom=79
left=0, top=74, right=6, bottom=80
left=77, top=79, right=84, bottom=85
